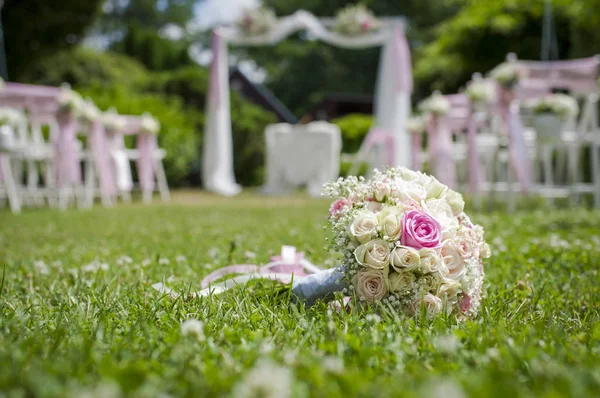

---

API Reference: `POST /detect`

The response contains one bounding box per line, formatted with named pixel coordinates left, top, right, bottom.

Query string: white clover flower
left=81, top=259, right=109, bottom=273
left=180, top=319, right=205, bottom=341
left=232, top=358, right=292, bottom=398
left=34, top=260, right=50, bottom=275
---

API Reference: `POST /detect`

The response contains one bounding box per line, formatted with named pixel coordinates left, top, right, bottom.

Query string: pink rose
left=401, top=210, right=442, bottom=249
left=329, top=198, right=351, bottom=219
left=459, top=294, right=472, bottom=313
left=360, top=21, right=372, bottom=32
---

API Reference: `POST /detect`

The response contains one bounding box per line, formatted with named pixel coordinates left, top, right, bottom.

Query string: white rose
left=441, top=239, right=466, bottom=280
left=352, top=268, right=389, bottom=303
left=365, top=201, right=383, bottom=213
left=443, top=190, right=465, bottom=216
left=373, top=183, right=391, bottom=202
left=398, top=168, right=419, bottom=181
left=480, top=243, right=491, bottom=259
left=354, top=239, right=391, bottom=270
left=418, top=248, right=446, bottom=274
left=378, top=206, right=403, bottom=241
left=423, top=177, right=448, bottom=199
left=389, top=270, right=416, bottom=293
left=437, top=278, right=461, bottom=302
left=425, top=199, right=459, bottom=240
left=418, top=273, right=441, bottom=293
left=349, top=210, right=378, bottom=243
left=395, top=179, right=426, bottom=202
left=411, top=293, right=443, bottom=316
left=390, top=245, right=420, bottom=272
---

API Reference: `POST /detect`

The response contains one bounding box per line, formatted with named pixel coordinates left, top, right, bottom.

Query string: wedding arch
left=203, top=9, right=413, bottom=196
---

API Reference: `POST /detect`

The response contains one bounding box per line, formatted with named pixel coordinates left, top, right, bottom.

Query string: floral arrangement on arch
left=334, top=4, right=381, bottom=36
left=57, top=86, right=85, bottom=115
left=418, top=92, right=450, bottom=117
left=525, top=94, right=579, bottom=119
left=102, top=108, right=126, bottom=132
left=489, top=62, right=527, bottom=89
left=237, top=7, right=277, bottom=36
left=465, top=79, right=496, bottom=105
left=80, top=99, right=100, bottom=124
left=324, top=167, right=490, bottom=317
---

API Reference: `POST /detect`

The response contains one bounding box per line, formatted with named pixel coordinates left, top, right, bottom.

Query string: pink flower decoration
left=459, top=294, right=472, bottom=313
left=401, top=210, right=442, bottom=249
left=329, top=198, right=351, bottom=219
left=360, top=21, right=372, bottom=32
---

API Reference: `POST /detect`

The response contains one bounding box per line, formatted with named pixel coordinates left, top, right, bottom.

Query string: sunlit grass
left=1, top=192, right=599, bottom=397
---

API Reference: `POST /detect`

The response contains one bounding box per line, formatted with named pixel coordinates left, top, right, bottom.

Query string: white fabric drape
left=203, top=10, right=412, bottom=196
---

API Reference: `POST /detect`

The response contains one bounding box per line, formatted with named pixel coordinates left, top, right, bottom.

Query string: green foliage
left=332, top=113, right=373, bottom=153
left=0, top=199, right=600, bottom=396
left=3, top=0, right=104, bottom=80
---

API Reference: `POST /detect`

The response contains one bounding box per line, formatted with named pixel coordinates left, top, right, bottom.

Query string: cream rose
left=365, top=201, right=383, bottom=213
left=389, top=270, right=416, bottom=293
left=437, top=278, right=461, bottom=301
left=418, top=273, right=441, bottom=293
left=425, top=199, right=459, bottom=240
left=349, top=210, right=378, bottom=243
left=443, top=190, right=465, bottom=216
left=423, top=176, right=448, bottom=199
left=418, top=248, right=445, bottom=274
left=441, top=239, right=466, bottom=280
left=378, top=206, right=403, bottom=240
left=411, top=293, right=443, bottom=316
left=373, top=183, right=391, bottom=202
left=395, top=179, right=427, bottom=202
left=352, top=268, right=389, bottom=303
left=354, top=239, right=391, bottom=269
left=390, top=245, right=420, bottom=272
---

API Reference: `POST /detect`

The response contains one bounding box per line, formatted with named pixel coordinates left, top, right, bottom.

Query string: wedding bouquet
left=418, top=93, right=450, bottom=116
left=465, top=79, right=496, bottom=104
left=490, top=62, right=527, bottom=89
left=405, top=116, right=426, bottom=135
left=140, top=113, right=160, bottom=134
left=334, top=4, right=381, bottom=36
left=525, top=94, right=579, bottom=119
left=317, top=167, right=490, bottom=317
left=237, top=7, right=277, bottom=36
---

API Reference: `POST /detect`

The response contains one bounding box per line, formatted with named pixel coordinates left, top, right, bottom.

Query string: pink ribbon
left=364, top=128, right=395, bottom=166
left=55, top=111, right=81, bottom=187
left=137, top=132, right=157, bottom=194
left=426, top=115, right=457, bottom=189
left=90, top=121, right=116, bottom=198
left=209, top=30, right=222, bottom=107
left=392, top=25, right=413, bottom=93
left=497, top=85, right=531, bottom=193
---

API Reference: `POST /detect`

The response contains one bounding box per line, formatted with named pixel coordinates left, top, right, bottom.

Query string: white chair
left=0, top=120, right=23, bottom=213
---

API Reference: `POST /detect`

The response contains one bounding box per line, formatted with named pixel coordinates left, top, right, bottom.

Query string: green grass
left=1, top=193, right=599, bottom=397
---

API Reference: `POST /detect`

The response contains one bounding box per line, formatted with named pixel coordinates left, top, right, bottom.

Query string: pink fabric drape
left=410, top=132, right=422, bottom=171
left=55, top=112, right=81, bottom=187
left=90, top=121, right=116, bottom=198
left=426, top=115, right=456, bottom=189
left=364, top=128, right=395, bottom=166
left=466, top=105, right=482, bottom=194
left=137, top=132, right=156, bottom=193
left=392, top=25, right=412, bottom=93
left=497, top=86, right=531, bottom=193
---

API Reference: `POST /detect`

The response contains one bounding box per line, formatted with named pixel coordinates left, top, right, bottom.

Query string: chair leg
left=155, top=157, right=170, bottom=202
left=542, top=145, right=554, bottom=206
left=83, top=159, right=96, bottom=208
left=1, top=155, right=21, bottom=214
left=121, top=190, right=132, bottom=204
left=592, top=143, right=600, bottom=209
left=142, top=189, right=152, bottom=204
left=26, top=159, right=41, bottom=206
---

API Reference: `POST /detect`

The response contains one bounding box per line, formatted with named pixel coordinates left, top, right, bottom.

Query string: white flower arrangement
left=465, top=80, right=496, bottom=104
left=406, top=116, right=426, bottom=135
left=140, top=113, right=160, bottom=134
left=323, top=167, right=490, bottom=317
left=57, top=86, right=85, bottom=115
left=525, top=94, right=579, bottom=119
left=334, top=4, right=381, bottom=36
left=102, top=108, right=126, bottom=131
left=489, top=62, right=527, bottom=89
left=0, top=107, right=25, bottom=126
left=237, top=7, right=277, bottom=36
left=418, top=92, right=451, bottom=116
left=80, top=99, right=100, bottom=123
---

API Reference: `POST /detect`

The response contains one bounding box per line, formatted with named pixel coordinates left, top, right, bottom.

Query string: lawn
left=1, top=192, right=599, bottom=397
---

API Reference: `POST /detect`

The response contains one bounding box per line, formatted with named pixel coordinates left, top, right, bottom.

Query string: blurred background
left=2, top=0, right=599, bottom=189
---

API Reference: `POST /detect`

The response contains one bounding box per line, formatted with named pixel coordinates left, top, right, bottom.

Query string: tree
left=2, top=0, right=103, bottom=80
